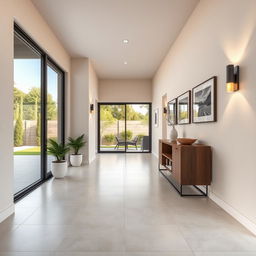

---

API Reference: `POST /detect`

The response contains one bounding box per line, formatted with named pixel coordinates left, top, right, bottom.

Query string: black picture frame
left=177, top=90, right=191, bottom=125
left=192, top=76, right=217, bottom=123
left=167, top=98, right=177, bottom=125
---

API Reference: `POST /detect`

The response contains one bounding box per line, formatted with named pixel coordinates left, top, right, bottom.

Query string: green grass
left=14, top=146, right=40, bottom=155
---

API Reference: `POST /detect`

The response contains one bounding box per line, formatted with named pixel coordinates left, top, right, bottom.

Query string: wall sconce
left=226, top=64, right=239, bottom=92
left=90, top=104, right=94, bottom=113
left=163, top=107, right=167, bottom=114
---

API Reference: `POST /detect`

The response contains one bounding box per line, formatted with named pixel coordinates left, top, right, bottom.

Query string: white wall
left=70, top=58, right=98, bottom=164
left=99, top=79, right=152, bottom=102
left=152, top=0, right=256, bottom=233
left=0, top=0, right=70, bottom=222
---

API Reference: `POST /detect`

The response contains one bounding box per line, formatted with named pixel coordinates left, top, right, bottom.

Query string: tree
left=14, top=100, right=24, bottom=147
left=14, top=87, right=25, bottom=120
left=23, top=87, right=57, bottom=120
left=35, top=99, right=41, bottom=146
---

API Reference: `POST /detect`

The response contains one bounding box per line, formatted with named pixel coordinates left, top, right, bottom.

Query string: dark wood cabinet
left=159, top=139, right=212, bottom=196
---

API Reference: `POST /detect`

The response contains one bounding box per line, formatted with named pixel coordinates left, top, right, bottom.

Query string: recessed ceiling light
left=124, top=61, right=128, bottom=65
left=123, top=39, right=129, bottom=44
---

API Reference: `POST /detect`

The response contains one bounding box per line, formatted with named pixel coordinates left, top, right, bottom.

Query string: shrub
left=36, top=111, right=40, bottom=146
left=104, top=133, right=115, bottom=143
left=14, top=103, right=24, bottom=147
left=120, top=130, right=133, bottom=140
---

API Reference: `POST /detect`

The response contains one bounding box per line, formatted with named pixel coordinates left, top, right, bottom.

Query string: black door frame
left=14, top=23, right=65, bottom=201
left=98, top=102, right=152, bottom=153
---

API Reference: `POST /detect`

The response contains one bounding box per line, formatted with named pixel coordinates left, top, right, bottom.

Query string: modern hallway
left=1, top=154, right=256, bottom=255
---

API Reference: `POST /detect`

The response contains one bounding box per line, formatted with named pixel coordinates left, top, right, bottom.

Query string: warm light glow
left=226, top=82, right=238, bottom=92
left=123, top=39, right=129, bottom=44
left=221, top=8, right=256, bottom=63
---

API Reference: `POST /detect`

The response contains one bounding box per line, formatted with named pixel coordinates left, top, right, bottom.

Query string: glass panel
left=126, top=104, right=150, bottom=152
left=13, top=34, right=41, bottom=194
left=47, top=64, right=61, bottom=173
left=99, top=104, right=125, bottom=152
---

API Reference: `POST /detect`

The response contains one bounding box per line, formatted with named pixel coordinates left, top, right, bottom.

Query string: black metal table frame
left=159, top=166, right=208, bottom=197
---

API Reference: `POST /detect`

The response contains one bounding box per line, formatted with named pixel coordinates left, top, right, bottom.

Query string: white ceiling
left=32, top=0, right=199, bottom=79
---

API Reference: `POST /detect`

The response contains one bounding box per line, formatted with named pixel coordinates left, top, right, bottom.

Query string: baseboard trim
left=0, top=204, right=14, bottom=223
left=209, top=191, right=256, bottom=236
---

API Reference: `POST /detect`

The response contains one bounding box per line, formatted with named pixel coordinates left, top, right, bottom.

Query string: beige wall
left=88, top=60, right=99, bottom=163
left=70, top=58, right=98, bottom=164
left=99, top=79, right=152, bottom=102
left=70, top=59, right=89, bottom=163
left=152, top=0, right=256, bottom=233
left=0, top=0, right=71, bottom=222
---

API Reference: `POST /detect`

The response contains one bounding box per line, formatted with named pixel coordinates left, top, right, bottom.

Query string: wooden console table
left=159, top=139, right=212, bottom=196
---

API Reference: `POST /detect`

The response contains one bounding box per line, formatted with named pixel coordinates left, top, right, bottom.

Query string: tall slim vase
left=170, top=125, right=178, bottom=142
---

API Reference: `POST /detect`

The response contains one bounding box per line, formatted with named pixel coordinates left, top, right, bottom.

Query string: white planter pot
left=51, top=161, right=67, bottom=178
left=70, top=154, right=83, bottom=167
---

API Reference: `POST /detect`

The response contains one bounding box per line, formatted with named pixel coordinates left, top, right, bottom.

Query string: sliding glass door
left=13, top=31, right=42, bottom=194
left=13, top=24, right=65, bottom=199
left=126, top=104, right=150, bottom=152
left=98, top=103, right=151, bottom=153
left=46, top=63, right=64, bottom=175
left=99, top=104, right=126, bottom=152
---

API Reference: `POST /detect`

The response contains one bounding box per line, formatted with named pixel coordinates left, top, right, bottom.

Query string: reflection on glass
left=13, top=34, right=41, bottom=194
left=47, top=65, right=60, bottom=173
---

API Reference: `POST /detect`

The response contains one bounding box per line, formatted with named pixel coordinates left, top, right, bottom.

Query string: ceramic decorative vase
left=170, top=125, right=178, bottom=142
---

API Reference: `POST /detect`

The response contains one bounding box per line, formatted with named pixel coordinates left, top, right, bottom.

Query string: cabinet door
left=172, top=145, right=181, bottom=183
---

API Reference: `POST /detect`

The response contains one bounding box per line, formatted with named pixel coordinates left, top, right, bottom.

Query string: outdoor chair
left=115, top=136, right=126, bottom=149
left=115, top=136, right=139, bottom=150
left=126, top=136, right=139, bottom=150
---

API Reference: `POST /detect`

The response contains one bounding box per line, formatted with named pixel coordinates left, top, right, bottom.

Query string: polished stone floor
left=1, top=153, right=256, bottom=255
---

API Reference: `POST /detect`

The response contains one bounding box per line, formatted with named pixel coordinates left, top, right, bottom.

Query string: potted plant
left=47, top=139, right=70, bottom=178
left=68, top=134, right=86, bottom=166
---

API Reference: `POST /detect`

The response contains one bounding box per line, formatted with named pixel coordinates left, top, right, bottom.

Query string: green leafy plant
left=47, top=139, right=70, bottom=162
left=68, top=134, right=86, bottom=155
left=103, top=134, right=115, bottom=143
left=120, top=130, right=133, bottom=140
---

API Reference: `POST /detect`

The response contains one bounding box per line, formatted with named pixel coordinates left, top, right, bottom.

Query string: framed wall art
left=192, top=76, right=217, bottom=123
left=167, top=98, right=177, bottom=125
left=177, top=91, right=191, bottom=124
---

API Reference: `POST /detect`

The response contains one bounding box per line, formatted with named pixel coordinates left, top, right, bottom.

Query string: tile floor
left=1, top=153, right=256, bottom=255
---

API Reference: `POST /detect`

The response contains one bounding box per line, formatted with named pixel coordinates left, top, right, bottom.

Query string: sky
left=14, top=59, right=58, bottom=101
left=131, top=104, right=149, bottom=115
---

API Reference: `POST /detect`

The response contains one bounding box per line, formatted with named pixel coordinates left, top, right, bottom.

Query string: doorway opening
left=98, top=103, right=151, bottom=153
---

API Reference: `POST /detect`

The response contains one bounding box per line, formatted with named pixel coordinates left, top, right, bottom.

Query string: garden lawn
left=14, top=146, right=41, bottom=155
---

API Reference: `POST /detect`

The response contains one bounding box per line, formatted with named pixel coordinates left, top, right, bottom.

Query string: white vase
left=51, top=161, right=67, bottom=178
left=170, top=125, right=178, bottom=142
left=70, top=154, right=83, bottom=167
